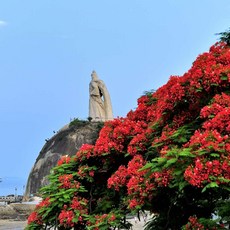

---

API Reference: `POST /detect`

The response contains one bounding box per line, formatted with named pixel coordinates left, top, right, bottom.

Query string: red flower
left=109, top=213, right=116, bottom=221
left=185, top=216, right=205, bottom=230
left=28, top=211, right=43, bottom=225
left=71, top=197, right=88, bottom=214
left=58, top=209, right=75, bottom=228
left=184, top=157, right=230, bottom=187
left=59, top=174, right=73, bottom=189
left=108, top=165, right=128, bottom=191
left=36, top=197, right=50, bottom=208
left=57, top=155, right=71, bottom=166
left=76, top=144, right=94, bottom=161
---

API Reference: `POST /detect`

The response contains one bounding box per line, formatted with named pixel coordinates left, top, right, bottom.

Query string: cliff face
left=25, top=121, right=103, bottom=198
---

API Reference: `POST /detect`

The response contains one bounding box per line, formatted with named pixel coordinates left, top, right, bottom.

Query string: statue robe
left=89, top=79, right=113, bottom=121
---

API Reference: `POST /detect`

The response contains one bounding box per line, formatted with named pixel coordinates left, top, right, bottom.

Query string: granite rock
left=24, top=120, right=103, bottom=199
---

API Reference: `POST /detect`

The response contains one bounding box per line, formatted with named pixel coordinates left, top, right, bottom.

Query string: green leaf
left=63, top=194, right=70, bottom=200
left=178, top=148, right=195, bottom=157
left=197, top=149, right=208, bottom=156
left=152, top=142, right=164, bottom=148
left=178, top=136, right=188, bottom=143
left=218, top=177, right=230, bottom=183
left=210, top=153, right=219, bottom=158
left=163, top=158, right=178, bottom=168
left=196, top=88, right=203, bottom=92
left=202, top=182, right=219, bottom=192
left=155, top=157, right=167, bottom=164
left=139, top=163, right=152, bottom=171
left=173, top=169, right=183, bottom=176
left=222, top=185, right=230, bottom=192
left=179, top=181, right=189, bottom=191
left=220, top=75, right=228, bottom=80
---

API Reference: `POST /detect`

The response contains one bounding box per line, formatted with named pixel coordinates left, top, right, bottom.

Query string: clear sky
left=0, top=0, right=229, bottom=195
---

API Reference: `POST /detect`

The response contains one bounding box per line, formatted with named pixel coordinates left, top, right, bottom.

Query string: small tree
left=217, top=28, right=230, bottom=45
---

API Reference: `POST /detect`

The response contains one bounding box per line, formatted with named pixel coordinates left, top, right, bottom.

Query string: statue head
left=91, top=70, right=99, bottom=80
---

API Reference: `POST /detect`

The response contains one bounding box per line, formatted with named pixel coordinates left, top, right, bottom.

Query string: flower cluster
left=59, top=174, right=73, bottom=189
left=70, top=196, right=88, bottom=214
left=127, top=133, right=148, bottom=155
left=86, top=213, right=117, bottom=229
left=27, top=211, right=43, bottom=225
left=108, top=155, right=155, bottom=209
left=58, top=209, right=75, bottom=228
left=183, top=92, right=230, bottom=187
left=183, top=216, right=223, bottom=230
left=184, top=157, right=230, bottom=187
left=77, top=165, right=96, bottom=181
left=184, top=216, right=205, bottom=230
left=187, top=129, right=228, bottom=152
left=76, top=144, right=94, bottom=161
left=153, top=169, right=172, bottom=187
left=57, top=155, right=71, bottom=166
left=94, top=119, right=148, bottom=156
left=107, top=165, right=128, bottom=191
left=200, top=94, right=230, bottom=134
left=36, top=197, right=50, bottom=209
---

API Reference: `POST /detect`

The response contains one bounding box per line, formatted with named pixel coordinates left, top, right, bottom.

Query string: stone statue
left=89, top=71, right=113, bottom=121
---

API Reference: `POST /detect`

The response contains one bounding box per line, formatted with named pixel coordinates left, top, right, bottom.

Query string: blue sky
left=0, top=0, right=229, bottom=195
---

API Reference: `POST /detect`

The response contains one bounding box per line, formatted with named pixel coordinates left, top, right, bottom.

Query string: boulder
left=24, top=120, right=103, bottom=199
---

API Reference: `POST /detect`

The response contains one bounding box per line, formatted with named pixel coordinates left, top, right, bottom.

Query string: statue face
left=91, top=71, right=98, bottom=80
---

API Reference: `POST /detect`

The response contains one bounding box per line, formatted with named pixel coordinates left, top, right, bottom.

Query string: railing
left=0, top=196, right=23, bottom=203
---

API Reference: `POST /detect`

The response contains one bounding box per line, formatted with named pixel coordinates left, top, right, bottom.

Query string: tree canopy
left=218, top=28, right=230, bottom=45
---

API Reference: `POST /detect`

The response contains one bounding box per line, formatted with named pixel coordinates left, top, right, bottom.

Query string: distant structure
left=89, top=71, right=113, bottom=121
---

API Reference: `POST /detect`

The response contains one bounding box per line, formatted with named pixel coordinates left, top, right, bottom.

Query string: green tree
left=217, top=27, right=230, bottom=45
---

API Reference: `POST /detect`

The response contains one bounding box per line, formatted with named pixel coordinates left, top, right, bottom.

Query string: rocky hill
left=24, top=120, right=103, bottom=199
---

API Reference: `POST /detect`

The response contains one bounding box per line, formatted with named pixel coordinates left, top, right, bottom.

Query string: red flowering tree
left=26, top=41, right=230, bottom=230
